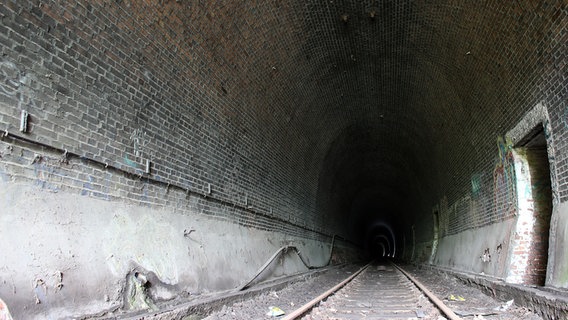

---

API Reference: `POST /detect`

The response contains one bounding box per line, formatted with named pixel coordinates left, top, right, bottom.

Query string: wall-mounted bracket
left=144, top=159, right=151, bottom=174
left=20, top=110, right=28, bottom=133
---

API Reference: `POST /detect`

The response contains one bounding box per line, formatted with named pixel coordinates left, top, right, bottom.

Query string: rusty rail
left=281, top=261, right=373, bottom=320
left=283, top=260, right=462, bottom=320
left=392, top=262, right=462, bottom=320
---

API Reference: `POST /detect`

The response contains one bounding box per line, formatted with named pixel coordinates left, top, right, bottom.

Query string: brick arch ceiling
left=53, top=0, right=564, bottom=243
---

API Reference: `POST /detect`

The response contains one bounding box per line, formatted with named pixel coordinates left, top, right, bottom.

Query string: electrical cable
left=237, top=234, right=349, bottom=291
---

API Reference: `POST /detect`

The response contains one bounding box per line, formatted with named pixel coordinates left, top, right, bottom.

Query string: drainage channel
left=284, top=260, right=461, bottom=320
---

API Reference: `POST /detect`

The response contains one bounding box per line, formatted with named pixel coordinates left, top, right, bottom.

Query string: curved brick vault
left=0, top=1, right=567, bottom=318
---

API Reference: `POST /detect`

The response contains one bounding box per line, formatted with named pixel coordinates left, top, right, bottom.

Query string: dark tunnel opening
left=315, top=123, right=438, bottom=261
left=364, top=222, right=398, bottom=259
left=347, top=190, right=403, bottom=259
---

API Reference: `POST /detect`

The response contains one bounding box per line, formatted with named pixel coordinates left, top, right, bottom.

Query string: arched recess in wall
left=429, top=205, right=440, bottom=264
left=506, top=103, right=557, bottom=286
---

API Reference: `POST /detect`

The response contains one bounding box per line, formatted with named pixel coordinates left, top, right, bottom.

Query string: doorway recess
left=508, top=124, right=552, bottom=285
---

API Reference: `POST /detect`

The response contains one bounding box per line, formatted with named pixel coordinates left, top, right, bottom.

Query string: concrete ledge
left=422, top=264, right=568, bottom=319
left=95, top=265, right=344, bottom=320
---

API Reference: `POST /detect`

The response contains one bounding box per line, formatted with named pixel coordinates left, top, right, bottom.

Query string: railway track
left=284, top=260, right=460, bottom=320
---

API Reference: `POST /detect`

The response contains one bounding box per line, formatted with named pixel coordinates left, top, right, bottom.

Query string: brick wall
left=0, top=1, right=332, bottom=240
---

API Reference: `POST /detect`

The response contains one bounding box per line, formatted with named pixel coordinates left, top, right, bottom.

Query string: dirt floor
left=200, top=262, right=543, bottom=320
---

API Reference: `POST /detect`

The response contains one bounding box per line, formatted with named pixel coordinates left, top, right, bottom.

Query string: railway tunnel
left=0, top=1, right=567, bottom=319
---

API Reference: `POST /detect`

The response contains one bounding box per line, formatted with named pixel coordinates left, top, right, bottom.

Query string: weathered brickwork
left=0, top=138, right=331, bottom=238
left=410, top=2, right=567, bottom=237
left=0, top=1, right=329, bottom=239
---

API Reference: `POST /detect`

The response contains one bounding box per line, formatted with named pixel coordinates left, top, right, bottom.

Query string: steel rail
left=392, top=262, right=462, bottom=320
left=281, top=261, right=373, bottom=320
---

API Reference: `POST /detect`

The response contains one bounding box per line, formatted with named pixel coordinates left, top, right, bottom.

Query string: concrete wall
left=0, top=179, right=337, bottom=319
left=434, top=220, right=515, bottom=278
left=548, top=202, right=568, bottom=288
left=433, top=201, right=568, bottom=289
